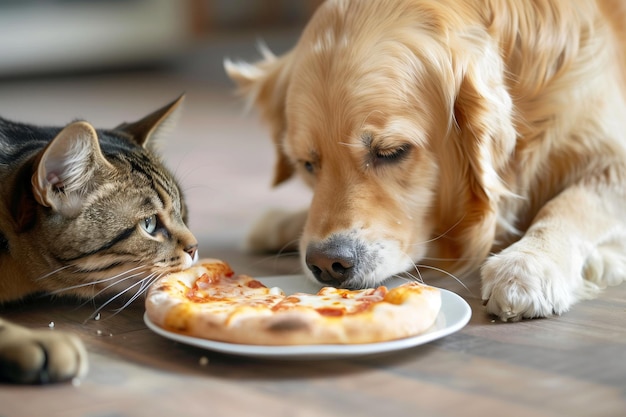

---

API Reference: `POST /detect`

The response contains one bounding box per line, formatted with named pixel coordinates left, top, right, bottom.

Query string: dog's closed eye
left=361, top=131, right=413, bottom=167
left=371, top=144, right=412, bottom=165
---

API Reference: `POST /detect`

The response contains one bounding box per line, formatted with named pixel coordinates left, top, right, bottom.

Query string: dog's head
left=226, top=0, right=516, bottom=288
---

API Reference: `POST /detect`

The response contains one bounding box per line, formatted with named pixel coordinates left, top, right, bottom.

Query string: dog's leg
left=245, top=209, right=308, bottom=254
left=481, top=173, right=626, bottom=321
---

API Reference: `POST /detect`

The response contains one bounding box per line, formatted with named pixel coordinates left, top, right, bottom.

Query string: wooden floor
left=0, top=34, right=625, bottom=417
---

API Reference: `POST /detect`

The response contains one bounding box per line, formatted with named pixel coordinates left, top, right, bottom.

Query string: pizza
left=145, top=259, right=442, bottom=345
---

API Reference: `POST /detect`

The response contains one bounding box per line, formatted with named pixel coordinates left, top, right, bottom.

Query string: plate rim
left=143, top=276, right=471, bottom=360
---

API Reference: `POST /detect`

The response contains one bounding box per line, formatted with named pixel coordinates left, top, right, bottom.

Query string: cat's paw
left=481, top=246, right=579, bottom=322
left=245, top=209, right=308, bottom=254
left=0, top=321, right=88, bottom=384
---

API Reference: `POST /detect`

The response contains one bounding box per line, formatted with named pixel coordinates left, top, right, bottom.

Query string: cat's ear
left=115, top=95, right=184, bottom=148
left=32, top=121, right=113, bottom=216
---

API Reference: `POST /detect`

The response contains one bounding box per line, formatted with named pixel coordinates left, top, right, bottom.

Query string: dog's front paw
left=0, top=321, right=88, bottom=384
left=481, top=247, right=578, bottom=322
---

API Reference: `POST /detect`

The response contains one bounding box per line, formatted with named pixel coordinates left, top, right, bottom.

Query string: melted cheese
left=274, top=287, right=386, bottom=316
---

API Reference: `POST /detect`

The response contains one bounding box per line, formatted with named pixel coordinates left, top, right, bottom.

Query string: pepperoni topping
left=195, top=272, right=220, bottom=286
left=246, top=280, right=266, bottom=289
left=315, top=307, right=345, bottom=317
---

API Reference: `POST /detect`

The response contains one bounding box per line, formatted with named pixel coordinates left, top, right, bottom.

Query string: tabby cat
left=0, top=96, right=198, bottom=384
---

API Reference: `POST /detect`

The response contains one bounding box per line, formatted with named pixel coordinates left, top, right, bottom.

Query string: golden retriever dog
left=225, top=0, right=626, bottom=321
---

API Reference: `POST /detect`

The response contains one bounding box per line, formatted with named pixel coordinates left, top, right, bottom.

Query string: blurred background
left=0, top=0, right=322, bottom=78
left=0, top=0, right=322, bottom=275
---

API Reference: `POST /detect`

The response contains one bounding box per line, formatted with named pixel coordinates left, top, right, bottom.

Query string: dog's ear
left=225, top=49, right=295, bottom=186
left=452, top=32, right=517, bottom=205
left=439, top=32, right=518, bottom=268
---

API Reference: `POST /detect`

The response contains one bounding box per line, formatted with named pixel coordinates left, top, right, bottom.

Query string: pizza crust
left=145, top=259, right=442, bottom=345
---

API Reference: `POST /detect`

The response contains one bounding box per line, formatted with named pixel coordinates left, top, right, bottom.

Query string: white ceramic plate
left=143, top=275, right=471, bottom=360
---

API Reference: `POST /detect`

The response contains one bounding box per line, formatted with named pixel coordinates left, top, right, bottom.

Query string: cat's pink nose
left=184, top=244, right=198, bottom=261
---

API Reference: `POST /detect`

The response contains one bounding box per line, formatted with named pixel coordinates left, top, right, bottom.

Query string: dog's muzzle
left=305, top=233, right=377, bottom=288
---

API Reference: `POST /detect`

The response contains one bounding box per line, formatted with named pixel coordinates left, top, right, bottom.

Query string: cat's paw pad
left=481, top=249, right=576, bottom=322
left=0, top=327, right=88, bottom=384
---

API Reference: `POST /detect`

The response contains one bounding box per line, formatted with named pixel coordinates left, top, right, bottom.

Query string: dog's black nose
left=305, top=244, right=356, bottom=286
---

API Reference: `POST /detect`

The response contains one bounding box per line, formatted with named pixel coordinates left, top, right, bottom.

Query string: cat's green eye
left=141, top=215, right=157, bottom=235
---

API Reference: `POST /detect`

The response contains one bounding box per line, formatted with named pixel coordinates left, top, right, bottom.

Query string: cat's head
left=14, top=96, right=198, bottom=302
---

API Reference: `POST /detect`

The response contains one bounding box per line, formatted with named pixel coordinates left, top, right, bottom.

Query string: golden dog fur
left=226, top=0, right=626, bottom=321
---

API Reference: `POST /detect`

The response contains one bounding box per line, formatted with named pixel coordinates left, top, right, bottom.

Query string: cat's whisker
left=48, top=267, right=149, bottom=295
left=87, top=270, right=149, bottom=300
left=75, top=275, right=147, bottom=317
left=170, top=150, right=198, bottom=181
left=34, top=265, right=74, bottom=281
left=113, top=273, right=163, bottom=313
left=134, top=272, right=162, bottom=299
left=73, top=262, right=147, bottom=277
left=93, top=272, right=163, bottom=320
left=182, top=183, right=214, bottom=193
left=88, top=273, right=154, bottom=320
left=67, top=267, right=152, bottom=314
